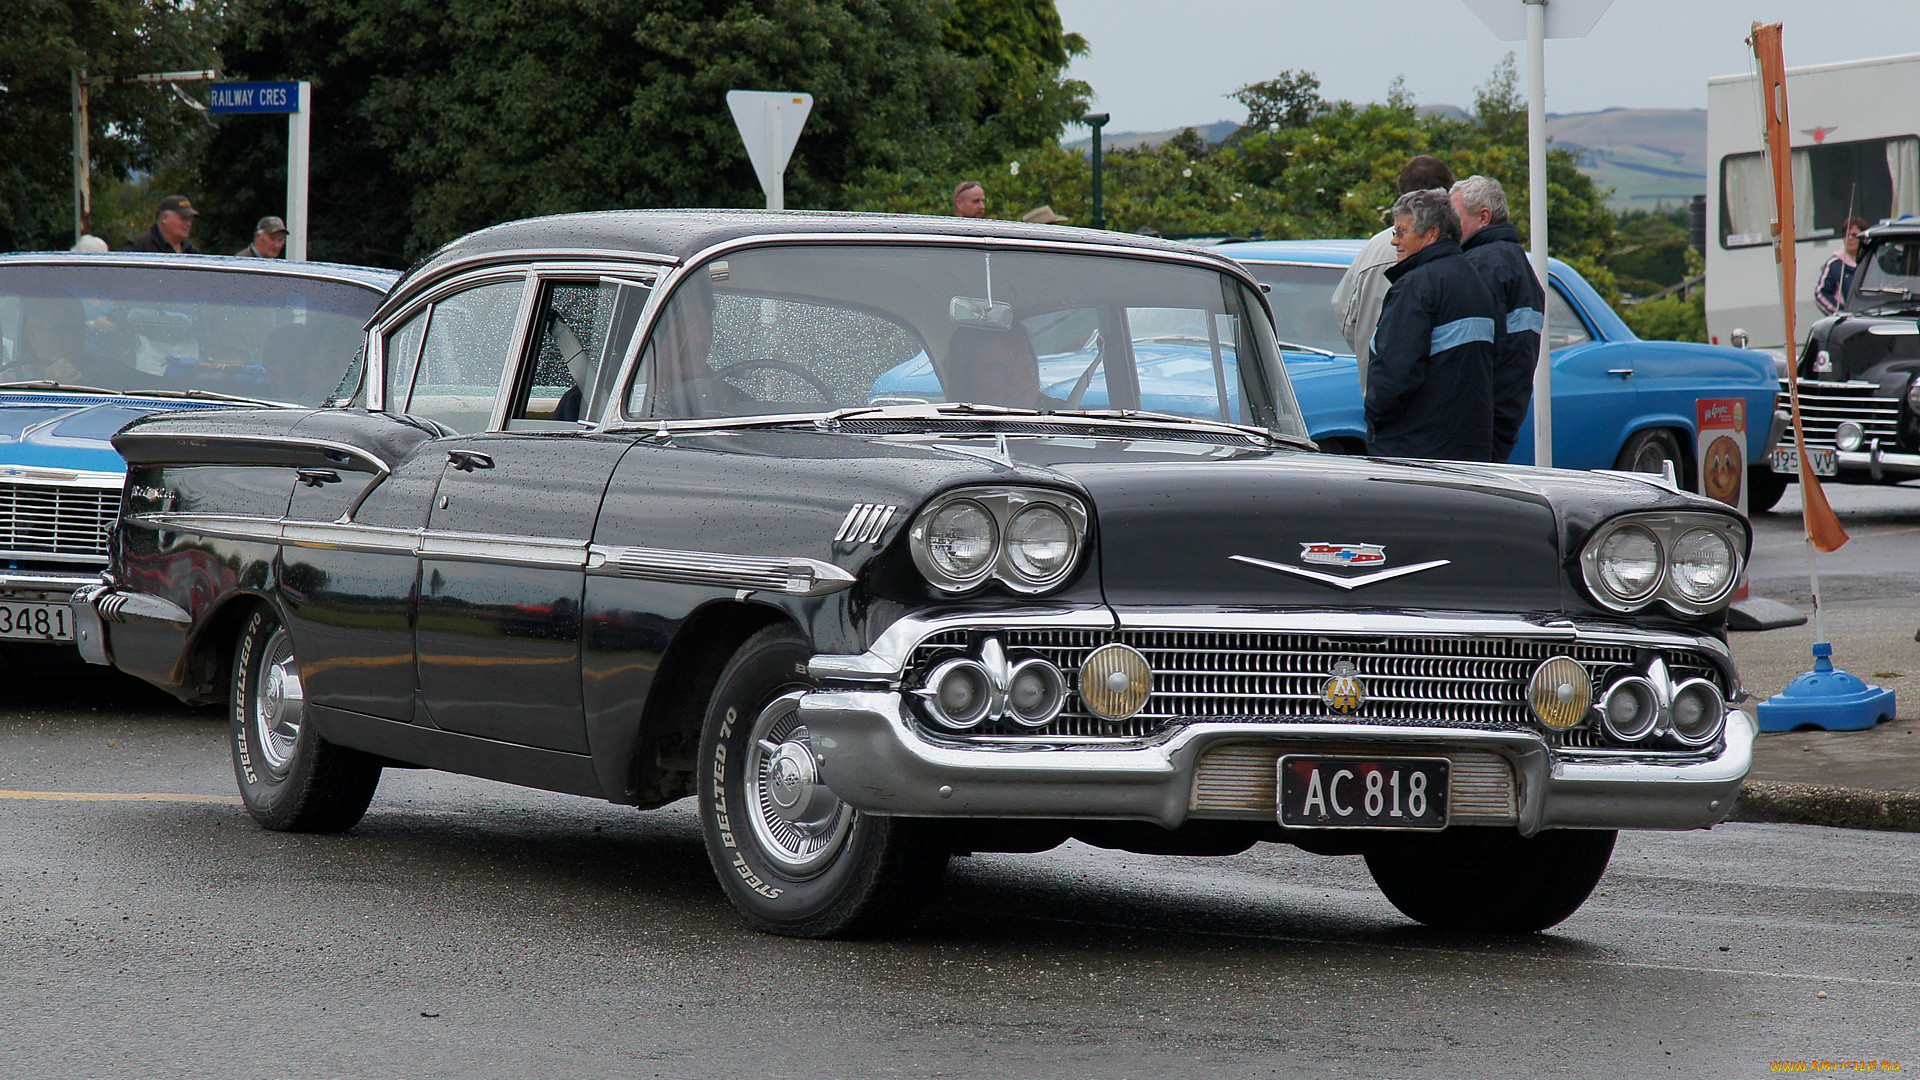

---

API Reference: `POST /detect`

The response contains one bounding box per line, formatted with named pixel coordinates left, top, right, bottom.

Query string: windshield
left=0, top=263, right=384, bottom=406
left=1850, top=239, right=1920, bottom=308
left=623, top=243, right=1307, bottom=438
left=1237, top=262, right=1349, bottom=355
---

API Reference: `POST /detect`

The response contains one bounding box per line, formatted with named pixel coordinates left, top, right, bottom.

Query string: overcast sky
left=1053, top=0, right=1920, bottom=131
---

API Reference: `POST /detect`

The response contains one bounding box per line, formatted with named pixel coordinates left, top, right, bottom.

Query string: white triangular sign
left=727, top=90, right=813, bottom=210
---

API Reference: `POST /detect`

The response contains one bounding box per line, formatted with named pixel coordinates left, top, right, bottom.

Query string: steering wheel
left=713, top=357, right=837, bottom=406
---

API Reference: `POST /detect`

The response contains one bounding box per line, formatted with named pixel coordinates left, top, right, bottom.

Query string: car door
left=406, top=273, right=649, bottom=752
left=1506, top=280, right=1623, bottom=468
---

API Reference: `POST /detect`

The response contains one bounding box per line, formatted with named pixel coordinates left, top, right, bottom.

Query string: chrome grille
left=0, top=482, right=119, bottom=561
left=1780, top=379, right=1901, bottom=448
left=1190, top=742, right=1516, bottom=822
left=908, top=628, right=1729, bottom=743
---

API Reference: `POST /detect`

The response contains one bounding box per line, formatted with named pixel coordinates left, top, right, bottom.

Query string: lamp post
left=1083, top=113, right=1109, bottom=230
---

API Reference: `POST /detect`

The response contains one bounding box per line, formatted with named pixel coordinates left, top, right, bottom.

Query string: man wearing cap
left=127, top=196, right=201, bottom=254
left=238, top=216, right=289, bottom=258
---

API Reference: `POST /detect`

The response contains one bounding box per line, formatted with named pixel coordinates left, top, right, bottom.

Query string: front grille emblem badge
left=1231, top=542, right=1450, bottom=591
left=1323, top=661, right=1366, bottom=714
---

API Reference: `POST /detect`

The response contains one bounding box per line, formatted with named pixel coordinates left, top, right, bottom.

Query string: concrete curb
left=1730, top=781, right=1920, bottom=833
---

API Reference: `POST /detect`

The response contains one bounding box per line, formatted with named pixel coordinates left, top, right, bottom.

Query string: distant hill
left=1059, top=107, right=1707, bottom=212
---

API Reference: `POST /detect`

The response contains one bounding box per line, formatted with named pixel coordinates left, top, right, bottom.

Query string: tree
left=1227, top=70, right=1327, bottom=137
left=200, top=0, right=1086, bottom=266
left=0, top=0, right=223, bottom=253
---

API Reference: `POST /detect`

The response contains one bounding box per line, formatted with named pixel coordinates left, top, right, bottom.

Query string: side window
left=509, top=279, right=645, bottom=426
left=382, top=308, right=429, bottom=411
left=1545, top=286, right=1592, bottom=351
left=405, top=278, right=525, bottom=434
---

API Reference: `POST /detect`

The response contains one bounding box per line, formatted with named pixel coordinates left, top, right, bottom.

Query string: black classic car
left=76, top=211, right=1754, bottom=938
left=1780, top=218, right=1920, bottom=486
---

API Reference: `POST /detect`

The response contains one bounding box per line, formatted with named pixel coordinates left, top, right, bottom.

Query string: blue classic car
left=0, top=251, right=395, bottom=646
left=1213, top=240, right=1787, bottom=510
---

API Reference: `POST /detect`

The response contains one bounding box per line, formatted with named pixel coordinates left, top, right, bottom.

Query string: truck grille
left=909, top=627, right=1727, bottom=743
left=1780, top=379, right=1901, bottom=448
left=0, top=481, right=120, bottom=561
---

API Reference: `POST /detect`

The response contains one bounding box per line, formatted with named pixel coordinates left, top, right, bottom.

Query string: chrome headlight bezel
left=910, top=487, right=1089, bottom=595
left=1578, top=512, right=1748, bottom=616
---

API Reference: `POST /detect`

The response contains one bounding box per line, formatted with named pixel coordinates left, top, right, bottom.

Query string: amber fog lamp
left=1079, top=643, right=1152, bottom=721
left=1528, top=656, right=1592, bottom=731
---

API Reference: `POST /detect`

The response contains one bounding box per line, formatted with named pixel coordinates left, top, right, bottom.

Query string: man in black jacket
left=1366, top=189, right=1498, bottom=461
left=1452, top=175, right=1545, bottom=463
left=125, top=195, right=201, bottom=254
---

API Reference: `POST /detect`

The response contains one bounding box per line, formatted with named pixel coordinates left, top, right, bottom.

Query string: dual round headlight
left=1581, top=513, right=1745, bottom=614
left=911, top=488, right=1088, bottom=593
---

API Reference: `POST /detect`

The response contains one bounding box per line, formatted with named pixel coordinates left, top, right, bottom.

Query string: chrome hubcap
left=745, top=691, right=852, bottom=877
left=253, top=628, right=304, bottom=774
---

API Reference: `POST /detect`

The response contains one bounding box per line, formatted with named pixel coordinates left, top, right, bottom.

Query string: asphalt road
left=3, top=648, right=1918, bottom=1078
left=1747, top=477, right=1920, bottom=604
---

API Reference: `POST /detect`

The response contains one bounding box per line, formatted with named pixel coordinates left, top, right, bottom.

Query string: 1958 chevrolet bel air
left=77, top=211, right=1754, bottom=938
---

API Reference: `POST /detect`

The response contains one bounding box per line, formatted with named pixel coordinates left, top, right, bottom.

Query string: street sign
left=208, top=81, right=300, bottom=114
left=726, top=90, right=813, bottom=210
left=1461, top=0, right=1613, bottom=40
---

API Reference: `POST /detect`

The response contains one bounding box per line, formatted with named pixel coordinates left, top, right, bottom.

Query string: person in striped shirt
left=1815, top=217, right=1869, bottom=314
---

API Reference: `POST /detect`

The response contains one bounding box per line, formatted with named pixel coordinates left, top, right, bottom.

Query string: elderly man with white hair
left=1451, top=174, right=1545, bottom=463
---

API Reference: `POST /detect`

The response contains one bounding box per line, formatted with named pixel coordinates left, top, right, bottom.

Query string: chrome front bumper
left=802, top=608, right=1752, bottom=835
left=802, top=691, right=1753, bottom=835
left=1837, top=445, right=1920, bottom=481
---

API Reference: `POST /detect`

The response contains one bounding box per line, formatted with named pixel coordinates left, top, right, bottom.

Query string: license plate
left=1769, top=445, right=1838, bottom=476
left=0, top=600, right=74, bottom=641
left=1277, top=755, right=1448, bottom=830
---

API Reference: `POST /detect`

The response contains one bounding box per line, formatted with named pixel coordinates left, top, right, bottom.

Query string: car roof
left=1209, top=239, right=1371, bottom=265
left=388, top=209, right=1248, bottom=306
left=0, top=250, right=398, bottom=291
left=1863, top=216, right=1920, bottom=240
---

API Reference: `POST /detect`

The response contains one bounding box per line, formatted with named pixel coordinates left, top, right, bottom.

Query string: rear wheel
left=230, top=608, right=382, bottom=832
left=698, top=625, right=950, bottom=938
left=1614, top=429, right=1688, bottom=489
left=1364, top=827, right=1616, bottom=933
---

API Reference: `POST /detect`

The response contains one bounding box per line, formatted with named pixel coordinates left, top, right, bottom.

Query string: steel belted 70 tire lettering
left=696, top=624, right=950, bottom=938
left=230, top=607, right=383, bottom=833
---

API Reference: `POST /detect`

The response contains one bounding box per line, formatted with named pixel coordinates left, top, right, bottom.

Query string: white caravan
left=1706, top=52, right=1920, bottom=352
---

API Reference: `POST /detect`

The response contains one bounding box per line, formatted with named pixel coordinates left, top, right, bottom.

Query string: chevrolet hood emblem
left=1231, top=544, right=1450, bottom=590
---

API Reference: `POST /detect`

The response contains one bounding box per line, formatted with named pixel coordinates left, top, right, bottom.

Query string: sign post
left=726, top=91, right=813, bottom=211
left=209, top=80, right=311, bottom=260
left=1461, top=0, right=1613, bottom=468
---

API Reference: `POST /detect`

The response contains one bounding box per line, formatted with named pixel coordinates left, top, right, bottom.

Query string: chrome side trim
left=111, top=432, right=393, bottom=477
left=586, top=544, right=855, bottom=596
left=124, top=512, right=850, bottom=596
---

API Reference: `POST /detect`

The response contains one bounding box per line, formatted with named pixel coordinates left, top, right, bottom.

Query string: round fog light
left=1600, top=677, right=1661, bottom=742
left=1528, top=655, right=1592, bottom=731
left=1669, top=679, right=1726, bottom=746
left=1006, top=658, right=1067, bottom=727
left=920, top=658, right=994, bottom=730
left=1079, top=643, right=1152, bottom=721
left=1835, top=421, right=1864, bottom=453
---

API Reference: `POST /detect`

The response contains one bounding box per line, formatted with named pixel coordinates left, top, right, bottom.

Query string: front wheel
left=231, top=608, right=382, bottom=832
left=1614, top=428, right=1688, bottom=490
left=1364, top=827, right=1616, bottom=933
left=698, top=625, right=950, bottom=938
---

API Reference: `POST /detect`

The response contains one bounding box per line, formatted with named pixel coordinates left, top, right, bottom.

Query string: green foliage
left=0, top=0, right=224, bottom=252
left=201, top=0, right=1086, bottom=265
left=1623, top=292, right=1707, bottom=342
left=1608, top=205, right=1693, bottom=296
left=1228, top=71, right=1327, bottom=136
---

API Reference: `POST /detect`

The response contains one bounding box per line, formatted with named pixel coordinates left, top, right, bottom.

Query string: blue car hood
left=0, top=392, right=227, bottom=475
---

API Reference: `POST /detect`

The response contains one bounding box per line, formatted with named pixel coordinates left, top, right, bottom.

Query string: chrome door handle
left=447, top=450, right=494, bottom=471
left=295, top=468, right=341, bottom=486
left=1607, top=369, right=1634, bottom=378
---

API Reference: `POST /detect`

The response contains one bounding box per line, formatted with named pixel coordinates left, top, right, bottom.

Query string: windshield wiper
left=1050, top=407, right=1295, bottom=444
left=1857, top=286, right=1915, bottom=300
left=1274, top=339, right=1338, bottom=357
left=132, top=388, right=289, bottom=407
left=0, top=379, right=122, bottom=395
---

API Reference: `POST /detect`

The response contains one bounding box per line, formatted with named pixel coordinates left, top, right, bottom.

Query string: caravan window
left=1720, top=135, right=1920, bottom=248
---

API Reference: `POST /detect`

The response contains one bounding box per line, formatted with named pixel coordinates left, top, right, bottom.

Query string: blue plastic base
left=1756, top=642, right=1898, bottom=732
